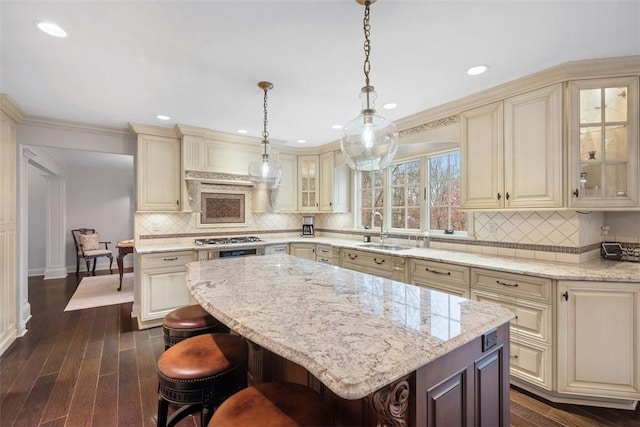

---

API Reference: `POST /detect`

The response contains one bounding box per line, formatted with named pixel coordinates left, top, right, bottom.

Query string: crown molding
left=0, top=94, right=25, bottom=123
left=21, top=115, right=131, bottom=137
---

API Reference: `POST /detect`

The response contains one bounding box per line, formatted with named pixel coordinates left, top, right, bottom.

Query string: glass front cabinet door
left=569, top=77, right=639, bottom=208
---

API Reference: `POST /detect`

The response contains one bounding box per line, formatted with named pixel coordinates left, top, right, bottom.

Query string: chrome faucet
left=373, top=212, right=388, bottom=245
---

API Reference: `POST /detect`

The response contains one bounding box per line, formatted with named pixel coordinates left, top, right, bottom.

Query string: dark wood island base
left=246, top=323, right=510, bottom=426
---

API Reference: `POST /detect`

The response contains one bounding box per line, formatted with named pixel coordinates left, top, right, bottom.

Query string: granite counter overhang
left=185, top=254, right=515, bottom=400
left=135, top=236, right=640, bottom=283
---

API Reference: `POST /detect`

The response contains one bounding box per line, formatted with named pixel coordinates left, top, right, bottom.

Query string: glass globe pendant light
left=248, top=81, right=283, bottom=189
left=341, top=0, right=398, bottom=171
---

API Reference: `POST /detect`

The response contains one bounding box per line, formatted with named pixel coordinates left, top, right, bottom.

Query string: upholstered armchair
left=71, top=228, right=113, bottom=275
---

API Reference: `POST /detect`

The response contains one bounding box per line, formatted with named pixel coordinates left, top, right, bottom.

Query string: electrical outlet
left=153, top=221, right=160, bottom=232
left=488, top=222, right=497, bottom=237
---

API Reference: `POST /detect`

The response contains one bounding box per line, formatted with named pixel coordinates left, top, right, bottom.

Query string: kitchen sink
left=358, top=243, right=411, bottom=251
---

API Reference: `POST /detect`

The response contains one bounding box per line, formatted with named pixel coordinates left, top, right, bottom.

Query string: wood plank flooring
left=1, top=272, right=639, bottom=426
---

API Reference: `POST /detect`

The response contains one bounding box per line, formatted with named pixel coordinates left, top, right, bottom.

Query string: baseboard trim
left=511, top=378, right=638, bottom=410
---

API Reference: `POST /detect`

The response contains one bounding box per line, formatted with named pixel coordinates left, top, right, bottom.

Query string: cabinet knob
left=562, top=291, right=569, bottom=301
left=497, top=193, right=502, bottom=200
left=176, top=200, right=179, bottom=205
left=572, top=189, right=579, bottom=198
left=505, top=192, right=510, bottom=200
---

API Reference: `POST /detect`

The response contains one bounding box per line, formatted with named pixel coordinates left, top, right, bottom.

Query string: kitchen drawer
left=409, top=259, right=469, bottom=285
left=141, top=251, right=196, bottom=269
left=510, top=337, right=552, bottom=391
left=471, top=268, right=551, bottom=303
left=472, top=289, right=551, bottom=344
left=341, top=248, right=393, bottom=269
left=316, top=244, right=333, bottom=259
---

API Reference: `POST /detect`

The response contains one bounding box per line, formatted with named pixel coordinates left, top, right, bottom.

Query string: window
left=428, top=152, right=466, bottom=232
left=359, top=169, right=384, bottom=228
left=390, top=160, right=421, bottom=229
left=355, top=151, right=467, bottom=234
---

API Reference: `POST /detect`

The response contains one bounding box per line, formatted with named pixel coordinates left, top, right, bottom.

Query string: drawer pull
left=373, top=258, right=385, bottom=265
left=496, top=280, right=518, bottom=287
left=348, top=254, right=358, bottom=260
left=425, top=267, right=450, bottom=276
left=510, top=355, right=519, bottom=359
left=163, top=257, right=179, bottom=261
left=319, top=258, right=329, bottom=263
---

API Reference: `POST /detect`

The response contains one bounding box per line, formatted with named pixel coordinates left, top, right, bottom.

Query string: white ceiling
left=2, top=0, right=640, bottom=150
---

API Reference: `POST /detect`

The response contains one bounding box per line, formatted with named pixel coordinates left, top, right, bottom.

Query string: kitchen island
left=185, top=254, right=515, bottom=426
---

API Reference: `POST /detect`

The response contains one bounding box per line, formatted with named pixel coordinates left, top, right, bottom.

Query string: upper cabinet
left=299, top=153, right=350, bottom=213
left=298, top=155, right=319, bottom=211
left=461, top=84, right=563, bottom=209
left=136, top=133, right=181, bottom=212
left=274, top=152, right=298, bottom=212
left=568, top=77, right=639, bottom=208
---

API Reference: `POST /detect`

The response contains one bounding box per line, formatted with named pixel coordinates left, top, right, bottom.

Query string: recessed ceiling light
left=331, top=124, right=343, bottom=130
left=156, top=115, right=170, bottom=121
left=35, top=21, right=67, bottom=38
left=236, top=129, right=248, bottom=134
left=297, top=139, right=307, bottom=144
left=383, top=103, right=397, bottom=110
left=467, top=64, right=489, bottom=76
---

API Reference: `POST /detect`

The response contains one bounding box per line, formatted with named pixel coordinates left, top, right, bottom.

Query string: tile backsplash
left=137, top=205, right=617, bottom=264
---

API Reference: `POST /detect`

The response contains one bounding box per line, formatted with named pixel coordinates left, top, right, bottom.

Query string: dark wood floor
left=1, top=273, right=639, bottom=427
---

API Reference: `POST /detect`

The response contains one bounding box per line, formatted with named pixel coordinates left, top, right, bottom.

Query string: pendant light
left=341, top=0, right=398, bottom=171
left=248, top=81, right=283, bottom=189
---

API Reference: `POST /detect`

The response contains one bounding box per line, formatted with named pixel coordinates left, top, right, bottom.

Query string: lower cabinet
left=408, top=259, right=470, bottom=297
left=290, top=243, right=316, bottom=260
left=138, top=250, right=196, bottom=328
left=470, top=268, right=553, bottom=390
left=316, top=244, right=337, bottom=265
left=340, top=248, right=406, bottom=282
left=557, top=280, right=640, bottom=401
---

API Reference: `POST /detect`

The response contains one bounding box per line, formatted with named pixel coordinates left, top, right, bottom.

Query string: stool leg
left=157, top=395, right=169, bottom=427
left=202, top=405, right=212, bottom=427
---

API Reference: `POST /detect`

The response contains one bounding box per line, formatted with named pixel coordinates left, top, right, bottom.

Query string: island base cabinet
left=557, top=281, right=640, bottom=401
left=137, top=251, right=196, bottom=329
left=245, top=323, right=510, bottom=426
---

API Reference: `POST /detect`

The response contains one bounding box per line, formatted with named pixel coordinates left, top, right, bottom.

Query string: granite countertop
left=137, top=236, right=640, bottom=283
left=185, top=254, right=514, bottom=400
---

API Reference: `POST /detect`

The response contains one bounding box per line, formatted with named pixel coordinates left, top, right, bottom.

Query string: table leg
left=117, top=251, right=125, bottom=291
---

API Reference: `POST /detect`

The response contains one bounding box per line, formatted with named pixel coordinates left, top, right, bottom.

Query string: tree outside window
left=360, top=170, right=384, bottom=228
left=428, top=153, right=467, bottom=231
left=390, top=160, right=421, bottom=229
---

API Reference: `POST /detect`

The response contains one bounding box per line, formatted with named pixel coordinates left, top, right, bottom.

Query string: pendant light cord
left=362, top=1, right=372, bottom=109
left=262, top=85, right=269, bottom=160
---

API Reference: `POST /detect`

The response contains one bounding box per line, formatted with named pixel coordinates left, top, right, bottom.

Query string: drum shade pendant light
left=248, top=81, right=283, bottom=189
left=341, top=0, right=398, bottom=171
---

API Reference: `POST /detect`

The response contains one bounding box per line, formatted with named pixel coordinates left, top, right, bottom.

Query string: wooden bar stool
left=162, top=304, right=229, bottom=350
left=156, top=333, right=248, bottom=427
left=208, top=382, right=334, bottom=427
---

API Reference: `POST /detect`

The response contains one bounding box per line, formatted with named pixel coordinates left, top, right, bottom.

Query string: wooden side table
left=116, top=240, right=134, bottom=291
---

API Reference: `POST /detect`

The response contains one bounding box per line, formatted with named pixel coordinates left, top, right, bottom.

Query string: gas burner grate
left=195, top=236, right=263, bottom=245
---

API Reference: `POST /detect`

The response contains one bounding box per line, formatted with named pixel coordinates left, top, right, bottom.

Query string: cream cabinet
left=138, top=251, right=196, bottom=328
left=274, top=153, right=298, bottom=212
left=557, top=280, right=640, bottom=401
left=290, top=243, right=316, bottom=260
left=568, top=77, right=639, bottom=208
left=316, top=244, right=338, bottom=265
left=340, top=248, right=406, bottom=282
left=470, top=268, right=553, bottom=390
left=136, top=134, right=181, bottom=212
left=408, top=259, right=470, bottom=297
left=461, top=84, right=563, bottom=209
left=298, top=156, right=319, bottom=211
left=319, top=152, right=350, bottom=212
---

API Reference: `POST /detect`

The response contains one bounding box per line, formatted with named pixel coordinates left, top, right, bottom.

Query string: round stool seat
left=208, top=382, right=333, bottom=427
left=156, top=333, right=248, bottom=427
left=162, top=304, right=229, bottom=349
